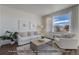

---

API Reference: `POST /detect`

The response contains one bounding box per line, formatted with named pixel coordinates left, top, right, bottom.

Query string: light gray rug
left=17, top=44, right=62, bottom=55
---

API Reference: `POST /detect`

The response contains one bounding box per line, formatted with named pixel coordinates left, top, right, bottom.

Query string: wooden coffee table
left=30, top=39, right=51, bottom=55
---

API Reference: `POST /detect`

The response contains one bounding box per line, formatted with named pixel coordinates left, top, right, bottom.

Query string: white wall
left=0, top=5, right=42, bottom=35
left=78, top=6, right=79, bottom=32
left=0, top=6, right=2, bottom=35
left=78, top=6, right=79, bottom=33
left=78, top=5, right=79, bottom=46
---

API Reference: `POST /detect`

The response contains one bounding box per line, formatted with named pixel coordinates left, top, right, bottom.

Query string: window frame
left=52, top=11, right=72, bottom=33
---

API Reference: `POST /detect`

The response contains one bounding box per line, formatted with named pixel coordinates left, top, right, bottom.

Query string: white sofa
left=17, top=32, right=41, bottom=45
left=54, top=33, right=78, bottom=49
left=44, top=32, right=78, bottom=49
left=0, top=40, right=11, bottom=47
left=55, top=38, right=78, bottom=49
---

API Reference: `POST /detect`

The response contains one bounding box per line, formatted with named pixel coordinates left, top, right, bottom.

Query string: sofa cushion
left=62, top=33, right=75, bottom=38
left=54, top=33, right=75, bottom=38
left=18, top=32, right=27, bottom=37
left=55, top=38, right=60, bottom=41
left=27, top=32, right=31, bottom=36
left=34, top=32, right=39, bottom=35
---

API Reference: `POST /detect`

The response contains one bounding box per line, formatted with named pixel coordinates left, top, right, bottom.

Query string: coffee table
left=30, top=39, right=51, bottom=55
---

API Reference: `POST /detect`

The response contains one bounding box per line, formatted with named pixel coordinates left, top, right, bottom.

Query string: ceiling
left=2, top=4, right=75, bottom=16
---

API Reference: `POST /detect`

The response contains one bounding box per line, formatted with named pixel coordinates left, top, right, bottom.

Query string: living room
left=0, top=4, right=79, bottom=55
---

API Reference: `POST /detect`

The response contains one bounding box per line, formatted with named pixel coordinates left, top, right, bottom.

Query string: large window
left=52, top=12, right=71, bottom=32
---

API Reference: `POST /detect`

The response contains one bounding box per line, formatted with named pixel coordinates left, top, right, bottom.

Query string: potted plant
left=6, top=31, right=18, bottom=44
left=0, top=35, right=12, bottom=46
left=9, top=32, right=18, bottom=44
left=0, top=31, right=18, bottom=45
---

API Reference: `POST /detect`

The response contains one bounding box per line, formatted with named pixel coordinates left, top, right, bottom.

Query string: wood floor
left=0, top=44, right=17, bottom=55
